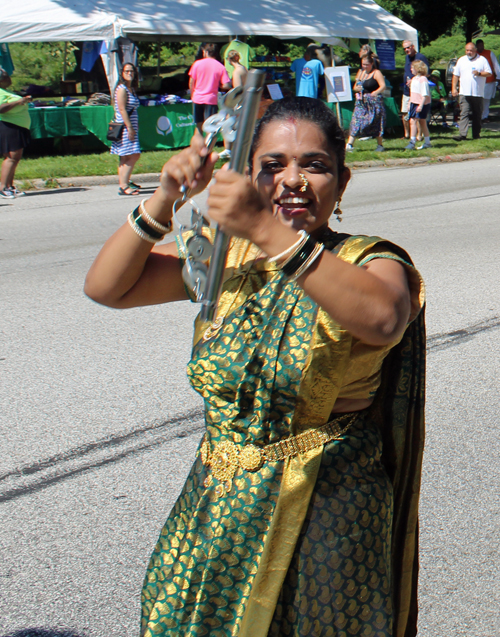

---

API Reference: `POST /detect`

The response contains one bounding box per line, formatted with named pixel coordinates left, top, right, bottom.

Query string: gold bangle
left=139, top=199, right=172, bottom=234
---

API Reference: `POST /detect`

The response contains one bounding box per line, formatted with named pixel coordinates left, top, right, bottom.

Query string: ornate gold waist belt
left=200, top=412, right=357, bottom=497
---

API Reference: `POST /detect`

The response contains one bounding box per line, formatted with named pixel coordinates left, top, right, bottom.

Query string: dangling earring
left=334, top=200, right=343, bottom=222
left=299, top=173, right=309, bottom=192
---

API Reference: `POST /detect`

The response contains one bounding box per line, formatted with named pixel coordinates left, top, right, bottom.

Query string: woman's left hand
left=207, top=167, right=272, bottom=242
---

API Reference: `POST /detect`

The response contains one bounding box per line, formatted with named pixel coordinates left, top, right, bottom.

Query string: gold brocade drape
left=141, top=231, right=425, bottom=637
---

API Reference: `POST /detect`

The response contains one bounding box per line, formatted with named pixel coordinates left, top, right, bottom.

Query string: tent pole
left=62, top=41, right=67, bottom=81
left=157, top=41, right=161, bottom=76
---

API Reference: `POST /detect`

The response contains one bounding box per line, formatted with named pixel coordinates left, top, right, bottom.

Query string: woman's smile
left=252, top=120, right=346, bottom=235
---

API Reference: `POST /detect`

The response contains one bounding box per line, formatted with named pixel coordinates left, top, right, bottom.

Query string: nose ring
left=299, top=173, right=309, bottom=192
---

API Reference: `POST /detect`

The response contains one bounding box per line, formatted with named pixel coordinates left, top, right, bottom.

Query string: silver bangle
left=267, top=230, right=308, bottom=264
left=289, top=243, right=325, bottom=281
left=139, top=199, right=172, bottom=234
left=127, top=212, right=160, bottom=244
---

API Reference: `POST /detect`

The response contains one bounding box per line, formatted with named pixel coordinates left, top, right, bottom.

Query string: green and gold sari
left=141, top=230, right=425, bottom=637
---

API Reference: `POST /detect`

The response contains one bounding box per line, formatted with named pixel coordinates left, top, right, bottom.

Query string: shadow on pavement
left=24, top=188, right=89, bottom=196
left=1, top=630, right=85, bottom=637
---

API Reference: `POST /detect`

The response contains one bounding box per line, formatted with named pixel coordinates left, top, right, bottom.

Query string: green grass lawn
left=343, top=123, right=500, bottom=161
left=14, top=124, right=500, bottom=184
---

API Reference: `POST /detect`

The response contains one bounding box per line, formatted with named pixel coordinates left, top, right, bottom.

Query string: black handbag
left=106, top=107, right=135, bottom=142
left=106, top=121, right=124, bottom=141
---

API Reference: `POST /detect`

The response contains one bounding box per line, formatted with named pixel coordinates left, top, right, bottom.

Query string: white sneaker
left=345, top=144, right=354, bottom=152
left=374, top=145, right=385, bottom=152
left=218, top=149, right=231, bottom=159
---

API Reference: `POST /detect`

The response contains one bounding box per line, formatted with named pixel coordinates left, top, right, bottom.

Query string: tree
left=376, top=0, right=500, bottom=44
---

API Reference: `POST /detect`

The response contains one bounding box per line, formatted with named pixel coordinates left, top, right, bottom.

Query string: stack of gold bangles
left=267, top=229, right=324, bottom=280
left=127, top=199, right=173, bottom=243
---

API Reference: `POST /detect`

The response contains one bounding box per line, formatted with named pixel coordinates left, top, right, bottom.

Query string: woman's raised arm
left=84, top=132, right=219, bottom=309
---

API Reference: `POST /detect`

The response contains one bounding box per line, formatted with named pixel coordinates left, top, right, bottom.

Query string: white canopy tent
left=0, top=0, right=417, bottom=43
left=1, top=1, right=417, bottom=93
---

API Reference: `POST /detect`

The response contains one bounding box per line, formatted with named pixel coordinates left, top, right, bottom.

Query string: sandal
left=118, top=186, right=140, bottom=196
left=128, top=181, right=142, bottom=189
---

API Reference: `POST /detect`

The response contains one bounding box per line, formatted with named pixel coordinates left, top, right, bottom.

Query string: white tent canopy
left=1, top=1, right=119, bottom=43
left=0, top=0, right=417, bottom=43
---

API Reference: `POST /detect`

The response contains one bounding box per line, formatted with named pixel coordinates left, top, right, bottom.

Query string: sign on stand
left=325, top=66, right=352, bottom=127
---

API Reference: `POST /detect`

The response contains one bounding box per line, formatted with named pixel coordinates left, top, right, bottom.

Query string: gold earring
left=334, top=200, right=343, bottom=222
left=299, top=173, right=309, bottom=192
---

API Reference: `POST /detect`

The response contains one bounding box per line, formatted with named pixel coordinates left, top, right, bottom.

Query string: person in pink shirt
left=406, top=60, right=432, bottom=150
left=189, top=43, right=231, bottom=134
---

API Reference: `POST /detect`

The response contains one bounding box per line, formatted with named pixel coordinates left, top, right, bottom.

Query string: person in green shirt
left=0, top=67, right=31, bottom=198
left=429, top=69, right=450, bottom=128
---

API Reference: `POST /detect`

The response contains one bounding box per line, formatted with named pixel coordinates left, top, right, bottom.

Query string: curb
left=16, top=172, right=161, bottom=190
left=14, top=150, right=500, bottom=189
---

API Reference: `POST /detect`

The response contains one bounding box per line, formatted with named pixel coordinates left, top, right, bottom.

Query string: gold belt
left=200, top=413, right=357, bottom=497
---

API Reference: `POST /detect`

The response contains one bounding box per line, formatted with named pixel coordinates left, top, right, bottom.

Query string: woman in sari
left=85, top=97, right=425, bottom=637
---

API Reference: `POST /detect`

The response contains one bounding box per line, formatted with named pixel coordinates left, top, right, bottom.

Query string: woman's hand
left=127, top=126, right=136, bottom=141
left=207, top=167, right=273, bottom=242
left=159, top=130, right=219, bottom=200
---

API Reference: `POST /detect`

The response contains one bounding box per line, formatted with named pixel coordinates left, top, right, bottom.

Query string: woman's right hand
left=159, top=130, right=219, bottom=200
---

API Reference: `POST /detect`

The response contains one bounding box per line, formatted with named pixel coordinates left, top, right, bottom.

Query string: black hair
left=249, top=97, right=346, bottom=173
left=119, top=63, right=139, bottom=91
left=202, top=43, right=218, bottom=57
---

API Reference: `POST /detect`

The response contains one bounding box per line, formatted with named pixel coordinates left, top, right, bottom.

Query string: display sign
left=375, top=40, right=396, bottom=70
left=267, top=84, right=284, bottom=100
left=325, top=66, right=352, bottom=103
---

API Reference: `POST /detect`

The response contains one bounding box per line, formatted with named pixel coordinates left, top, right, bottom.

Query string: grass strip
left=14, top=127, right=500, bottom=183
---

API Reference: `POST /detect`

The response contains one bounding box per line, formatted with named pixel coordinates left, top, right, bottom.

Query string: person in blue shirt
left=291, top=46, right=324, bottom=98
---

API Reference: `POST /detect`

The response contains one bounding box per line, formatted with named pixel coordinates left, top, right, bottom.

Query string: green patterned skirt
left=141, top=413, right=393, bottom=637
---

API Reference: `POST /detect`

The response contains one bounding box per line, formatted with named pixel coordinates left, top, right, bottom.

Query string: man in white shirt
left=452, top=42, right=492, bottom=141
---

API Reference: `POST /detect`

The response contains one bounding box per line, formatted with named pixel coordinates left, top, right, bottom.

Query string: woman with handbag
left=111, top=63, right=141, bottom=196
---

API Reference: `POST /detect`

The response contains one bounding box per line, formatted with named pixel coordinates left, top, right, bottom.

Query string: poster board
left=267, top=84, right=284, bottom=100
left=325, top=66, right=352, bottom=103
left=375, top=40, right=396, bottom=70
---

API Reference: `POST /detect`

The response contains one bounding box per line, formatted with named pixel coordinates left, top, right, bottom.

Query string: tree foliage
left=376, top=0, right=500, bottom=43
left=9, top=42, right=78, bottom=91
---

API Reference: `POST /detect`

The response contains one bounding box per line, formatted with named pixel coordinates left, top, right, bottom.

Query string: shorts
left=401, top=94, right=411, bottom=114
left=193, top=103, right=218, bottom=125
left=408, top=102, right=430, bottom=120
left=0, top=120, right=31, bottom=154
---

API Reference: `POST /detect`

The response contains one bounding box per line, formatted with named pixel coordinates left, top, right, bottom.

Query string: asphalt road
left=1, top=158, right=499, bottom=637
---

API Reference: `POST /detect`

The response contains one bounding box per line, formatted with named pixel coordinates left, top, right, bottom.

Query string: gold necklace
left=202, top=240, right=262, bottom=342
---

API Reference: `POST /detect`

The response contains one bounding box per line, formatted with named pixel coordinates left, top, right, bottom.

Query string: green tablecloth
left=29, top=104, right=196, bottom=150
left=326, top=97, right=401, bottom=130
left=29, top=98, right=400, bottom=151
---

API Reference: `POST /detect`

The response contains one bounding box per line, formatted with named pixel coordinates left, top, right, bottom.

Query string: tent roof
left=0, top=0, right=417, bottom=43
left=1, top=1, right=119, bottom=42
